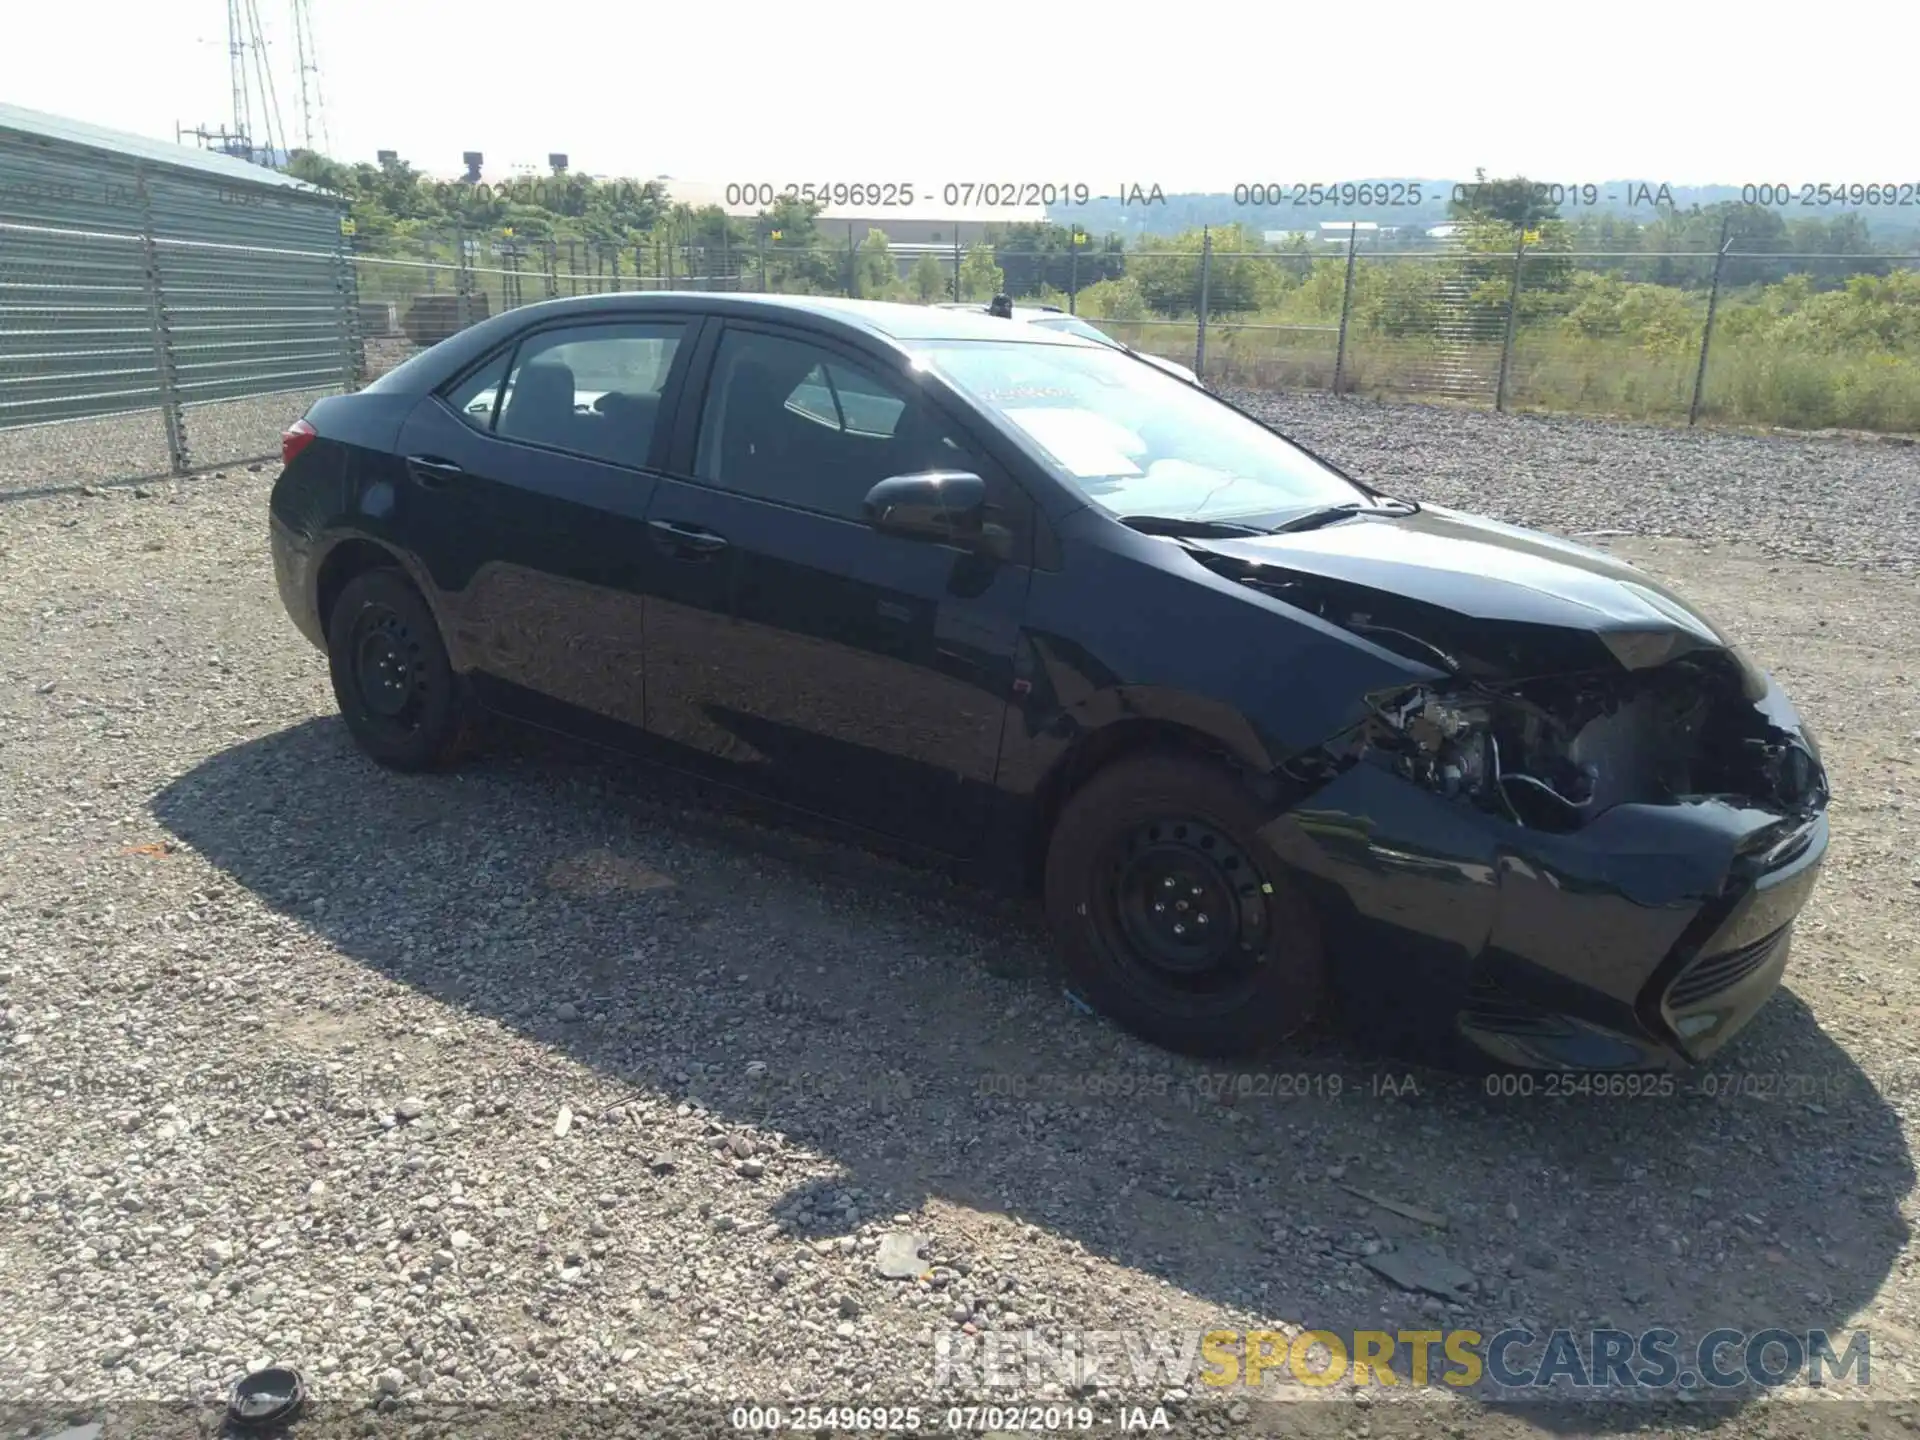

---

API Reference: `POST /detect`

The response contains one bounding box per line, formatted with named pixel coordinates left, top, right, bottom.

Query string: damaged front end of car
left=1209, top=542, right=1832, bottom=1071
left=1362, top=654, right=1827, bottom=837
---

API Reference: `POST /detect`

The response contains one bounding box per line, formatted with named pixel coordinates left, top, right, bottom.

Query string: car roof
left=363, top=292, right=1105, bottom=399
left=487, top=292, right=1098, bottom=346
left=934, top=301, right=1077, bottom=323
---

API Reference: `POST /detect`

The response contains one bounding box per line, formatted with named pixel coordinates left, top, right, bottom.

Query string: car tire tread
left=324, top=568, right=469, bottom=772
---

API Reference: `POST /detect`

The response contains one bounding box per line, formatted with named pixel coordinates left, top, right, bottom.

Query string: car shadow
left=150, top=717, right=1910, bottom=1428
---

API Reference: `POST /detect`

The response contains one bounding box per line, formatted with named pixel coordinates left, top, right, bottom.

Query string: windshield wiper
left=1121, top=497, right=1418, bottom=541
left=1118, top=514, right=1274, bottom=539
left=1268, top=497, right=1419, bottom=534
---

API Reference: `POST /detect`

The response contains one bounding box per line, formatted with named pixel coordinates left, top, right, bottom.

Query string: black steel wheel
left=1045, top=752, right=1323, bottom=1057
left=325, top=568, right=467, bottom=771
left=1102, top=816, right=1271, bottom=995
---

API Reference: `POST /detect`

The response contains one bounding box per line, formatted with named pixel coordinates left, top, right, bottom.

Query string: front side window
left=918, top=339, right=1363, bottom=524
left=694, top=330, right=969, bottom=519
left=491, top=322, right=684, bottom=466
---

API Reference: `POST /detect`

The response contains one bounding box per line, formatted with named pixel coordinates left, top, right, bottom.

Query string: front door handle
left=405, top=455, right=464, bottom=490
left=648, top=518, right=730, bottom=557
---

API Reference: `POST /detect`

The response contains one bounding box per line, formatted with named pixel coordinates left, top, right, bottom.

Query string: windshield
left=920, top=340, right=1364, bottom=522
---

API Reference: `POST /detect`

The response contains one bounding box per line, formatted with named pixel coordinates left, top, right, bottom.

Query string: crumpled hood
left=1191, top=504, right=1733, bottom=678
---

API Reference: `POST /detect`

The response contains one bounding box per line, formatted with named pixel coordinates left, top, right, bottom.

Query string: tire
left=324, top=568, right=467, bottom=771
left=1044, top=751, right=1325, bottom=1058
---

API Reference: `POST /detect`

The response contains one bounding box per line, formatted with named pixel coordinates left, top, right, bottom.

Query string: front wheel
left=1044, top=752, right=1325, bottom=1058
left=325, top=568, right=467, bottom=771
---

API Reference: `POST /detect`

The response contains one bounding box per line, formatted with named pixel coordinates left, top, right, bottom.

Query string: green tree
left=1073, top=276, right=1149, bottom=321
left=910, top=250, right=948, bottom=302
left=987, top=222, right=1127, bottom=296
left=1131, top=225, right=1279, bottom=316
left=958, top=243, right=1004, bottom=301
left=1558, top=272, right=1702, bottom=354
left=855, top=228, right=898, bottom=299
left=1447, top=168, right=1561, bottom=229
left=760, top=197, right=837, bottom=293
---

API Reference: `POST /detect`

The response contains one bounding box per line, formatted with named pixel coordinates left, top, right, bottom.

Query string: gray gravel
left=3, top=395, right=1920, bottom=1439
left=0, top=390, right=338, bottom=500
left=1227, top=388, right=1920, bottom=574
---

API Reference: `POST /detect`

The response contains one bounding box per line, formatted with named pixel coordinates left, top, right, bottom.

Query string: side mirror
left=863, top=471, right=988, bottom=546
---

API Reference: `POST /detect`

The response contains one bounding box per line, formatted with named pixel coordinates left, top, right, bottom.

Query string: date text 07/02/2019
left=971, top=1070, right=1419, bottom=1102
left=721, top=183, right=1102, bottom=210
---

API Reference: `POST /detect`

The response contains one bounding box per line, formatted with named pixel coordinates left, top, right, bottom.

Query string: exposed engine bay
left=1362, top=658, right=1826, bottom=832
left=1192, top=552, right=1830, bottom=834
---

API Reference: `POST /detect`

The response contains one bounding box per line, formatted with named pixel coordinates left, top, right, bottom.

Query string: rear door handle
left=648, top=518, right=730, bottom=557
left=406, top=455, right=464, bottom=489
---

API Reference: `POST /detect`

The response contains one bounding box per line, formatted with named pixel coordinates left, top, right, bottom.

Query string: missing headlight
left=1366, top=657, right=1821, bottom=833
left=1369, top=688, right=1499, bottom=805
left=1367, top=684, right=1597, bottom=830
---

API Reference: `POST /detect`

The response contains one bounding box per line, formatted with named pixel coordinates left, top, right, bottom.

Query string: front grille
left=1667, top=925, right=1789, bottom=1009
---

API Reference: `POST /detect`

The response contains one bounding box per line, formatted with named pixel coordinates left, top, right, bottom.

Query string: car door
left=641, top=320, right=1036, bottom=857
left=391, top=314, right=699, bottom=736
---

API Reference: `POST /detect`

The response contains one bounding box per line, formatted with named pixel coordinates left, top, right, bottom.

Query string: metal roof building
left=0, top=102, right=359, bottom=462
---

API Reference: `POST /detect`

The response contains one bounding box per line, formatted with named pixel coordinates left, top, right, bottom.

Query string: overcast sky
left=2, top=0, right=1905, bottom=188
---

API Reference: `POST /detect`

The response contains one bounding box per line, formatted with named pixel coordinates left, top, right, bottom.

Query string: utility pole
left=1194, top=228, right=1212, bottom=378
left=1331, top=222, right=1360, bottom=396
left=1494, top=230, right=1528, bottom=413
left=1690, top=216, right=1734, bottom=427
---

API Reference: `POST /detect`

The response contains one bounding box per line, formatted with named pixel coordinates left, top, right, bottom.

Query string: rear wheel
left=1044, top=752, right=1324, bottom=1057
left=325, top=568, right=467, bottom=771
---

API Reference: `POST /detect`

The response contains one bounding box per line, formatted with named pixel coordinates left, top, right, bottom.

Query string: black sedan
left=270, top=293, right=1830, bottom=1070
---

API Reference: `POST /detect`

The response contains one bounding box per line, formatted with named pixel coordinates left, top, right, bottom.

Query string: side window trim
left=819, top=365, right=848, bottom=430
left=673, top=320, right=887, bottom=486
left=690, top=324, right=924, bottom=518
left=436, top=347, right=515, bottom=433
left=665, top=318, right=1046, bottom=567
left=436, top=313, right=701, bottom=471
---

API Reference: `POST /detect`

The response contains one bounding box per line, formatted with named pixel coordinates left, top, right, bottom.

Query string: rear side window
left=489, top=322, right=685, bottom=467
left=444, top=351, right=511, bottom=431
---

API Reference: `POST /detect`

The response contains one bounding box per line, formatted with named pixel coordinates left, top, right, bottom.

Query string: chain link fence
left=346, top=226, right=1920, bottom=434
left=8, top=215, right=1918, bottom=493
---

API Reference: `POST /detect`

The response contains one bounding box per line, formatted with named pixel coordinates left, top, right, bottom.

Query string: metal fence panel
left=0, top=223, right=161, bottom=426
left=159, top=236, right=356, bottom=405
left=0, top=123, right=359, bottom=467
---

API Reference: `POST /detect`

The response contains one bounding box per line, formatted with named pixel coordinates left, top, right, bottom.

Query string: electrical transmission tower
left=181, top=0, right=323, bottom=166
left=290, top=0, right=330, bottom=155
left=212, top=0, right=288, bottom=165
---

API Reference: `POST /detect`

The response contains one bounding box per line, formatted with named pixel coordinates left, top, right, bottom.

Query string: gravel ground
left=0, top=391, right=340, bottom=502
left=3, top=393, right=1920, bottom=1440
left=1226, top=388, right=1920, bottom=576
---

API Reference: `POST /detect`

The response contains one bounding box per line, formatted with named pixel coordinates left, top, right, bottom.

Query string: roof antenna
left=987, top=293, right=1013, bottom=319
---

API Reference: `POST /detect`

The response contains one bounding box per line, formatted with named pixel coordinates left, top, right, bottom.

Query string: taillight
left=281, top=417, right=318, bottom=467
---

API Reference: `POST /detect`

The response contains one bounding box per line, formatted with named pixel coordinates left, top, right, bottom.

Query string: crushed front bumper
left=1258, top=762, right=1829, bottom=1071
